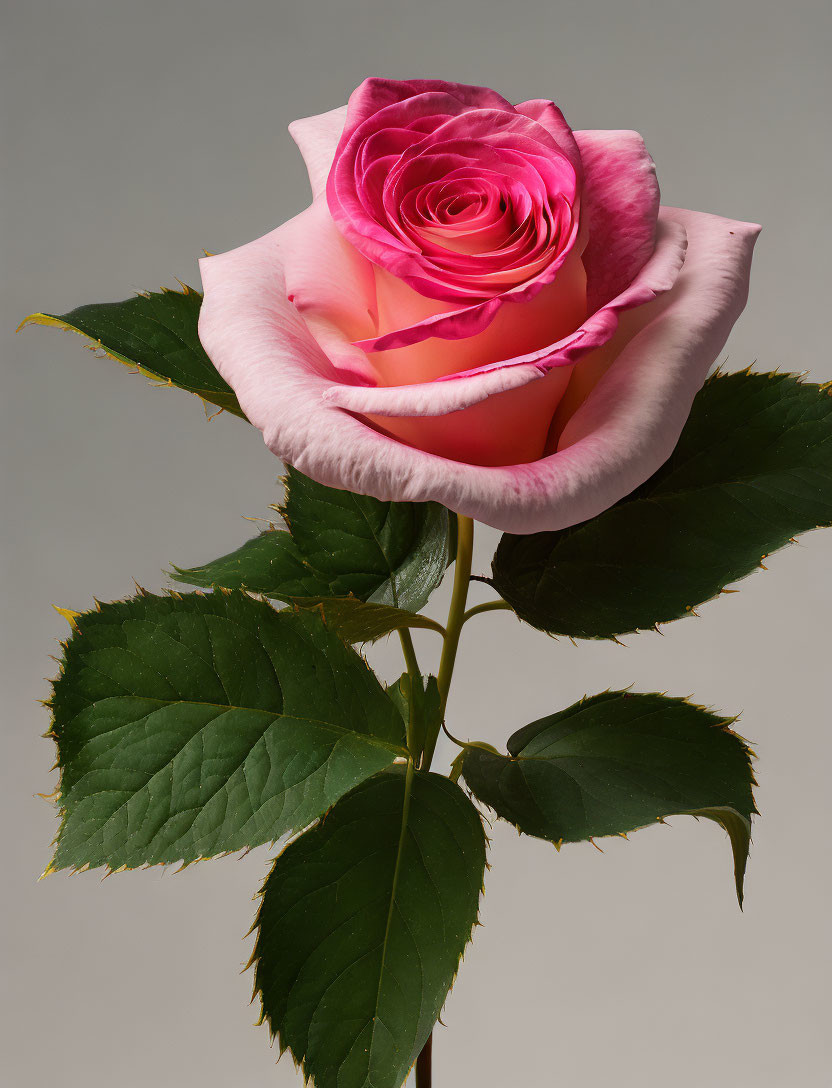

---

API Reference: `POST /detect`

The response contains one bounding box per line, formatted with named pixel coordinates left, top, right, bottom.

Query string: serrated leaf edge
left=18, top=290, right=248, bottom=421
left=247, top=768, right=489, bottom=1087
left=41, top=586, right=406, bottom=879
left=491, top=369, right=832, bottom=640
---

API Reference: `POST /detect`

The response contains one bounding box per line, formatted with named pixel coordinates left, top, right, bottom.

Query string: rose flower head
left=199, top=77, right=760, bottom=532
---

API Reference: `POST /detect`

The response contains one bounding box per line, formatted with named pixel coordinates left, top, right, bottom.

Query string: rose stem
left=397, top=627, right=422, bottom=759
left=415, top=1032, right=433, bottom=1088
left=412, top=514, right=475, bottom=1087
left=422, top=514, right=474, bottom=770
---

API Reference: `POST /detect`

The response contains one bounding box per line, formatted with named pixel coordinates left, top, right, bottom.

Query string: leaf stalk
left=461, top=599, right=512, bottom=623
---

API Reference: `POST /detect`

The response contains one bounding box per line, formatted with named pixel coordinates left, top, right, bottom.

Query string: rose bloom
left=199, top=78, right=759, bottom=533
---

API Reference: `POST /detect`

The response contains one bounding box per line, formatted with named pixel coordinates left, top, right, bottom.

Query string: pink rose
left=198, top=78, right=759, bottom=533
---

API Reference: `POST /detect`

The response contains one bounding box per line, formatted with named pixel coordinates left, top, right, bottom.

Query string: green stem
left=398, top=627, right=420, bottom=685
left=461, top=599, right=512, bottom=624
left=422, top=515, right=474, bottom=770
left=408, top=516, right=476, bottom=1088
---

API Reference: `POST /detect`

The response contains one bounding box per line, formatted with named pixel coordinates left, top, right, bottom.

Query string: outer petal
left=199, top=208, right=759, bottom=534
left=276, top=198, right=376, bottom=340
left=334, top=77, right=515, bottom=143
left=274, top=197, right=378, bottom=384
left=575, top=130, right=661, bottom=311
left=288, top=106, right=348, bottom=199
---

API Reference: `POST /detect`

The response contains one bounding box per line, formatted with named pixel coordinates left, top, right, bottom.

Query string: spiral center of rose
left=380, top=134, right=577, bottom=292
left=401, top=176, right=523, bottom=256
left=329, top=97, right=581, bottom=305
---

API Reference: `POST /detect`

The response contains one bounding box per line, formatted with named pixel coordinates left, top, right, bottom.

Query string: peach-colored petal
left=326, top=213, right=686, bottom=417
left=365, top=366, right=574, bottom=467
left=363, top=244, right=587, bottom=388
left=199, top=208, right=759, bottom=534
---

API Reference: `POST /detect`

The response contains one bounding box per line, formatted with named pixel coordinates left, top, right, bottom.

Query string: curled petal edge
left=288, top=105, right=349, bottom=200
left=574, top=128, right=661, bottom=310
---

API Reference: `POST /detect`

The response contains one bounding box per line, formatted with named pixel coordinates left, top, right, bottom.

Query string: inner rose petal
left=329, top=91, right=580, bottom=309
left=387, top=147, right=573, bottom=281
left=370, top=244, right=588, bottom=386
left=405, top=179, right=515, bottom=254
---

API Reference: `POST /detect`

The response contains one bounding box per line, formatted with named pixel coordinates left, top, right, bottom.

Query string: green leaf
left=460, top=691, right=756, bottom=905
left=171, top=529, right=331, bottom=598
left=172, top=466, right=453, bottom=612
left=47, top=590, right=406, bottom=873
left=282, top=468, right=452, bottom=610
left=253, top=765, right=485, bottom=1088
left=20, top=286, right=245, bottom=419
left=491, top=371, right=832, bottom=638
left=296, top=597, right=445, bottom=644
left=387, top=673, right=443, bottom=762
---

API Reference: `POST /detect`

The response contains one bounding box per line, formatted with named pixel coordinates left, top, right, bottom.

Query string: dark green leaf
left=20, top=287, right=245, bottom=418
left=253, top=766, right=485, bottom=1088
left=171, top=529, right=331, bottom=598
left=47, top=591, right=406, bottom=873
left=460, top=691, right=755, bottom=905
left=172, top=467, right=453, bottom=612
left=172, top=557, right=445, bottom=644
left=492, top=371, right=832, bottom=638
left=282, top=468, right=452, bottom=610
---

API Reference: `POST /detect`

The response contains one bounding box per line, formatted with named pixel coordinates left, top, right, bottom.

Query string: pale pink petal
left=288, top=105, right=348, bottom=199
left=274, top=197, right=378, bottom=384
left=575, top=130, right=660, bottom=310
left=276, top=197, right=376, bottom=338
left=554, top=208, right=761, bottom=475
left=323, top=361, right=547, bottom=416
left=199, top=208, right=759, bottom=534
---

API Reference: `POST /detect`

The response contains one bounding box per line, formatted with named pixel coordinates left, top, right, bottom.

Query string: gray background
left=3, top=1, right=830, bottom=1085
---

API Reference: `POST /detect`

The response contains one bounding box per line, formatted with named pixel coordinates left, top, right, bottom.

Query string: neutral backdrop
left=3, top=1, right=830, bottom=1085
